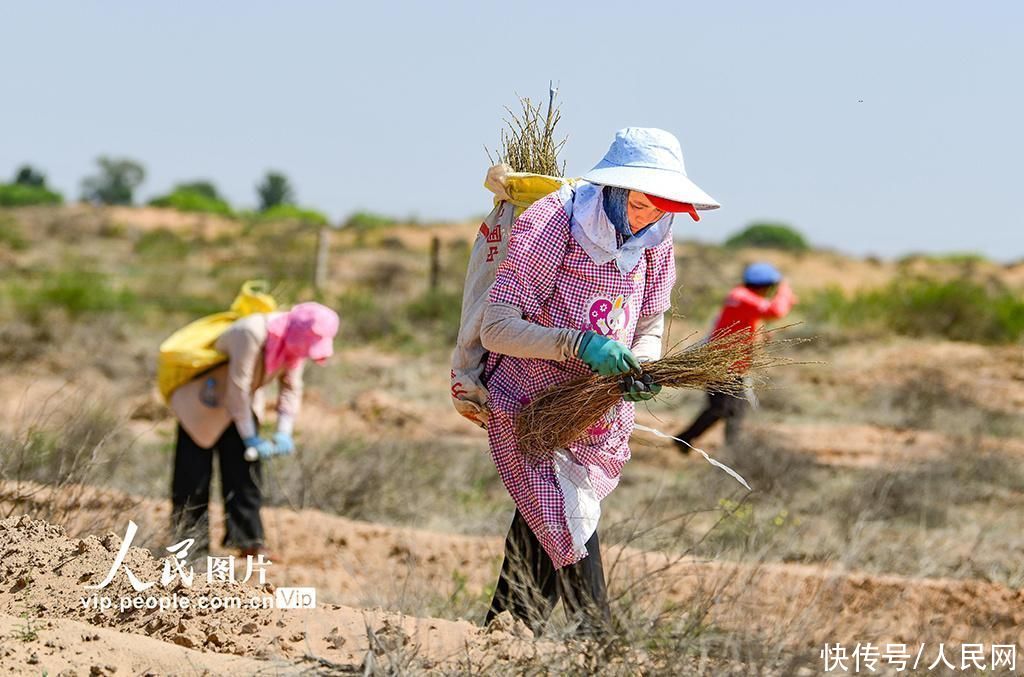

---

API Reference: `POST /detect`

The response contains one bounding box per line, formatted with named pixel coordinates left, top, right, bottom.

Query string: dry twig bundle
left=515, top=326, right=806, bottom=457
left=486, top=83, right=567, bottom=177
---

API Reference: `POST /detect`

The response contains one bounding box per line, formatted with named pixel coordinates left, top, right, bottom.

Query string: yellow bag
left=483, top=164, right=575, bottom=218
left=451, top=166, right=576, bottom=428
left=157, top=281, right=277, bottom=402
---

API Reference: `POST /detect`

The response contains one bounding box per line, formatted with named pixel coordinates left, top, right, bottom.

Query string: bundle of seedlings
left=515, top=325, right=805, bottom=457
left=486, top=82, right=567, bottom=176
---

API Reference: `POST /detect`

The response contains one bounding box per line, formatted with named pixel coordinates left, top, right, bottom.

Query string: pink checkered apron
left=485, top=192, right=676, bottom=568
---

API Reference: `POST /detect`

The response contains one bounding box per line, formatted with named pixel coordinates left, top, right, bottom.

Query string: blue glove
left=273, top=431, right=295, bottom=455
left=576, top=331, right=641, bottom=376
left=621, top=373, right=663, bottom=402
left=242, top=435, right=277, bottom=460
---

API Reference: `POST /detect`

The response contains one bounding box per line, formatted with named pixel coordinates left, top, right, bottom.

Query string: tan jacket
left=170, top=313, right=304, bottom=448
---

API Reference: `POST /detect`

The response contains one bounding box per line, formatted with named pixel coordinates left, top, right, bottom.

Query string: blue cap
left=743, top=262, right=782, bottom=286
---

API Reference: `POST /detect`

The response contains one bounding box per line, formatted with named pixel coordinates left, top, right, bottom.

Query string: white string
left=633, top=423, right=752, bottom=491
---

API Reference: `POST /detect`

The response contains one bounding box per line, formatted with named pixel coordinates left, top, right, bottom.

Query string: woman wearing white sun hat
left=479, top=127, right=718, bottom=634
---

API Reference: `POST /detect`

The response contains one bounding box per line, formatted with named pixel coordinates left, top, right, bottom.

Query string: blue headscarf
left=562, top=182, right=674, bottom=275
left=602, top=186, right=632, bottom=239
left=602, top=186, right=660, bottom=240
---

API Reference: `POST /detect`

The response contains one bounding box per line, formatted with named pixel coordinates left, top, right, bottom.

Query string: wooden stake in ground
left=429, top=236, right=440, bottom=291
left=314, top=226, right=330, bottom=293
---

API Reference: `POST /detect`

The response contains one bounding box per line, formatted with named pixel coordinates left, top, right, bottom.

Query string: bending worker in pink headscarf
left=168, top=302, right=339, bottom=558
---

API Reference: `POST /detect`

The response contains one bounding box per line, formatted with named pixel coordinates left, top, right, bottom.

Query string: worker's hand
left=273, top=432, right=295, bottom=455
left=242, top=435, right=277, bottom=460
left=577, top=331, right=641, bottom=376
left=621, top=373, right=663, bottom=402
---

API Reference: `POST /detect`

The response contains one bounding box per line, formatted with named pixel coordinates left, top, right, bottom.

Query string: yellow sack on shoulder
left=450, top=165, right=575, bottom=428
left=157, top=281, right=276, bottom=402
left=483, top=163, right=573, bottom=218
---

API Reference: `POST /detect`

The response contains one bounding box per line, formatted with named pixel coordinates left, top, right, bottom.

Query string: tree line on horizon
left=0, top=156, right=816, bottom=250
left=0, top=157, right=337, bottom=227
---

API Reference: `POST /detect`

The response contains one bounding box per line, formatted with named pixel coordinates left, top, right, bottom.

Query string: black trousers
left=485, top=510, right=611, bottom=635
left=678, top=390, right=748, bottom=446
left=170, top=422, right=264, bottom=552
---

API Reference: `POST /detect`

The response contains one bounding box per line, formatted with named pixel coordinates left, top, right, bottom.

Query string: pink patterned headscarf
left=264, top=302, right=340, bottom=375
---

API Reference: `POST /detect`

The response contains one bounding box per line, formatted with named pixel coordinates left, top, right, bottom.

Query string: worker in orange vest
left=676, top=262, right=795, bottom=451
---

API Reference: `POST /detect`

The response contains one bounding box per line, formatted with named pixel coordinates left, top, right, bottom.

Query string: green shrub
left=81, top=156, right=145, bottom=205
left=725, top=222, right=809, bottom=251
left=12, top=271, right=136, bottom=319
left=149, top=188, right=233, bottom=217
left=0, top=183, right=63, bottom=207
left=0, top=217, right=28, bottom=250
left=898, top=251, right=989, bottom=266
left=13, top=165, right=47, bottom=188
left=344, top=210, right=396, bottom=231
left=406, top=288, right=461, bottom=323
left=805, top=277, right=1024, bottom=344
left=173, top=180, right=221, bottom=200
left=405, top=289, right=462, bottom=343
left=336, top=288, right=405, bottom=342
left=929, top=252, right=988, bottom=265
left=258, top=204, right=328, bottom=226
left=256, top=171, right=295, bottom=211
left=133, top=228, right=191, bottom=259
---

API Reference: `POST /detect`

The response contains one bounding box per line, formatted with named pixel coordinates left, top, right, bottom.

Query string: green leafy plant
left=13, top=165, right=47, bottom=188
left=258, top=203, right=328, bottom=226
left=173, top=180, right=221, bottom=200
left=149, top=185, right=233, bottom=216
left=12, top=270, right=137, bottom=320
left=13, top=612, right=39, bottom=642
left=0, top=217, right=29, bottom=250
left=405, top=289, right=462, bottom=344
left=0, top=183, right=63, bottom=207
left=81, top=156, right=146, bottom=205
left=805, top=277, right=1024, bottom=343
left=344, top=210, right=397, bottom=232
left=134, top=228, right=192, bottom=259
left=725, top=222, right=809, bottom=251
left=256, top=171, right=295, bottom=211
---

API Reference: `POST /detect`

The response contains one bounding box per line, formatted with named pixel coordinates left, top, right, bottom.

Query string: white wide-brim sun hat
left=581, top=127, right=720, bottom=210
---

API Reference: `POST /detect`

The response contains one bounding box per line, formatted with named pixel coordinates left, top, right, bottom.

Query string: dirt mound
left=0, top=515, right=541, bottom=674
left=4, top=483, right=1023, bottom=662
left=838, top=340, right=1024, bottom=416
left=751, top=421, right=1024, bottom=467
left=0, top=612, right=290, bottom=676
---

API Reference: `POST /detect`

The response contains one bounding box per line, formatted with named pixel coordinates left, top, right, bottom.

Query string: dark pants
left=171, top=422, right=264, bottom=552
left=678, top=390, right=748, bottom=446
left=485, top=510, right=611, bottom=636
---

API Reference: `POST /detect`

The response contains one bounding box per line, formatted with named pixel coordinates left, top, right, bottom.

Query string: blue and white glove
left=242, top=435, right=277, bottom=461
left=273, top=431, right=295, bottom=455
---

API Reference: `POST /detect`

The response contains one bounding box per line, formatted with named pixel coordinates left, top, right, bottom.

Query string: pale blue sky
left=2, top=1, right=1021, bottom=259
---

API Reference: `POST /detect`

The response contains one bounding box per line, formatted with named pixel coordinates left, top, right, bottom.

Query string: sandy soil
left=0, top=612, right=295, bottom=676
left=3, top=205, right=1023, bottom=673
left=0, top=514, right=547, bottom=675
left=2, top=484, right=1022, bottom=674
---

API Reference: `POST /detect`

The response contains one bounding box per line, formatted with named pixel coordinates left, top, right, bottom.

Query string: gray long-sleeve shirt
left=479, top=301, right=666, bottom=364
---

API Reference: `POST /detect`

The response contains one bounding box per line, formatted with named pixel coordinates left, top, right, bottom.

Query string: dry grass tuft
left=516, top=326, right=808, bottom=457
left=487, top=83, right=567, bottom=177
